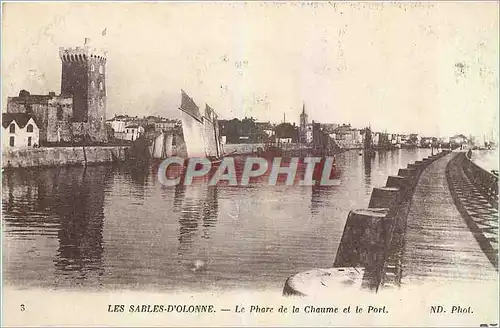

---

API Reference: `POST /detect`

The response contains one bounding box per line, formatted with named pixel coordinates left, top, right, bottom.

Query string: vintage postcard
left=1, top=1, right=498, bottom=327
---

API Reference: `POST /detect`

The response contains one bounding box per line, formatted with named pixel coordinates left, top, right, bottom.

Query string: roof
left=9, top=90, right=64, bottom=104
left=2, top=113, right=38, bottom=129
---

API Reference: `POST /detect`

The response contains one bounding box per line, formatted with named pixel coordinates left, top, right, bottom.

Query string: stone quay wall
left=221, top=143, right=266, bottom=155
left=283, top=150, right=451, bottom=296
left=2, top=146, right=127, bottom=169
left=221, top=143, right=312, bottom=156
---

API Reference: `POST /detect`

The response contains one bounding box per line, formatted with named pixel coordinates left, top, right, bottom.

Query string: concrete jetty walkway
left=401, top=152, right=498, bottom=284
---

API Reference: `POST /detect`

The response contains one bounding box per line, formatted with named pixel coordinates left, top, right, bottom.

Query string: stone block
left=369, top=187, right=401, bottom=208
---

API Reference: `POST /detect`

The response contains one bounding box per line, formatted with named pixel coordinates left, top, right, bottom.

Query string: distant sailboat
left=150, top=132, right=173, bottom=159
left=178, top=90, right=222, bottom=161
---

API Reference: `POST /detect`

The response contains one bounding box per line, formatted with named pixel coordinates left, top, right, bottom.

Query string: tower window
left=99, top=65, right=103, bottom=74
left=9, top=123, right=15, bottom=133
left=91, top=81, right=95, bottom=89
left=99, top=98, right=104, bottom=106
left=27, top=124, right=34, bottom=132
left=57, top=106, right=64, bottom=120
left=91, top=64, right=95, bottom=72
left=99, top=82, right=103, bottom=91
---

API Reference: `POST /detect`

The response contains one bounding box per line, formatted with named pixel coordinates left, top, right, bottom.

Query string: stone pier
left=283, top=150, right=451, bottom=296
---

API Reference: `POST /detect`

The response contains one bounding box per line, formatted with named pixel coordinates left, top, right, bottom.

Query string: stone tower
left=59, top=38, right=107, bottom=142
left=299, top=103, right=308, bottom=128
left=299, top=103, right=308, bottom=143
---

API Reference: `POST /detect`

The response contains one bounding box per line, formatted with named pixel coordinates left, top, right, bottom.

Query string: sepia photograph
left=1, top=1, right=498, bottom=326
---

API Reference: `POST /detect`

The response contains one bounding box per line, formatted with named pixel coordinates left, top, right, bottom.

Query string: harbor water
left=471, top=149, right=499, bottom=172
left=3, top=148, right=431, bottom=292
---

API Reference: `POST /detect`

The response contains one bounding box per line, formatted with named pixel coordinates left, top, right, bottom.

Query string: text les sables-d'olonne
left=108, top=304, right=389, bottom=314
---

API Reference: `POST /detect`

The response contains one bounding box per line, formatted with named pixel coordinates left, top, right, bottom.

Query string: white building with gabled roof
left=2, top=113, right=40, bottom=148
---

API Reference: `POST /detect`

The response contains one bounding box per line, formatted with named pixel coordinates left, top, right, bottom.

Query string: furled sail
left=203, top=104, right=219, bottom=158
left=165, top=134, right=173, bottom=157
left=152, top=132, right=164, bottom=158
left=179, top=90, right=207, bottom=158
left=178, top=90, right=222, bottom=159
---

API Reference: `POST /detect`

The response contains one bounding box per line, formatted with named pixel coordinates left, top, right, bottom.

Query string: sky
left=2, top=2, right=499, bottom=138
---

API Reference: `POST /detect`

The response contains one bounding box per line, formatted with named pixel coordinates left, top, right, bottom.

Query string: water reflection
left=3, top=149, right=432, bottom=291
left=471, top=149, right=499, bottom=172
left=173, top=183, right=187, bottom=212
left=127, top=164, right=150, bottom=200
left=54, top=167, right=108, bottom=283
left=2, top=166, right=111, bottom=287
left=202, top=187, right=218, bottom=239
left=176, top=184, right=219, bottom=258
left=310, top=186, right=332, bottom=216
left=363, top=153, right=372, bottom=193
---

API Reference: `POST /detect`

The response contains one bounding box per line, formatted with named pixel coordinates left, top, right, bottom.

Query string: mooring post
left=386, top=175, right=408, bottom=189
left=333, top=208, right=392, bottom=289
left=82, top=145, right=88, bottom=167
left=368, top=187, right=401, bottom=208
left=398, top=167, right=416, bottom=181
left=407, top=163, right=421, bottom=171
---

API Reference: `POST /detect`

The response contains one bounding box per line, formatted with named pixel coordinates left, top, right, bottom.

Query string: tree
left=275, top=123, right=297, bottom=139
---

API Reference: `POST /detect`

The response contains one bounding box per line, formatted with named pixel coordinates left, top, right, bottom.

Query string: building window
left=28, top=137, right=32, bottom=146
left=99, top=65, right=103, bottom=74
left=91, top=64, right=95, bottom=72
left=9, top=136, right=14, bottom=147
left=26, top=105, right=33, bottom=114
left=9, top=123, right=15, bottom=133
left=27, top=124, right=33, bottom=132
left=57, top=106, right=63, bottom=120
left=99, top=82, right=103, bottom=91
left=99, top=98, right=103, bottom=106
left=91, top=81, right=95, bottom=89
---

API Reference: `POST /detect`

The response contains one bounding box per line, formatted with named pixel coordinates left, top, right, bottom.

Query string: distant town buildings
left=106, top=117, right=127, bottom=134
left=450, top=134, right=467, bottom=145
left=154, top=120, right=177, bottom=131
left=123, top=125, right=144, bottom=141
left=330, top=124, right=363, bottom=149
left=2, top=113, right=40, bottom=148
left=105, top=114, right=180, bottom=141
left=218, top=117, right=271, bottom=144
left=256, top=121, right=275, bottom=138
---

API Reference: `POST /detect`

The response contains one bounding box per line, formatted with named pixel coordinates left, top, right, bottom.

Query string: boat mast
left=213, top=120, right=220, bottom=158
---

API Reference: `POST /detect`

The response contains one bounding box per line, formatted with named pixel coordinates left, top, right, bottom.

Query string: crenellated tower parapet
left=58, top=46, right=107, bottom=64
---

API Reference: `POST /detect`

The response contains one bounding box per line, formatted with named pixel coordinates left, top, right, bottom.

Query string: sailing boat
left=363, top=126, right=376, bottom=157
left=178, top=90, right=222, bottom=163
left=150, top=131, right=173, bottom=160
